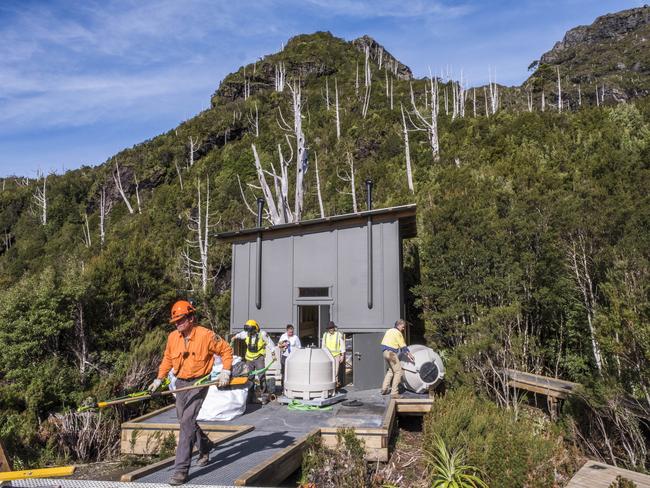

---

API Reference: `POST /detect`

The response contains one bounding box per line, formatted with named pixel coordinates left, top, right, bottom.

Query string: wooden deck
left=120, top=389, right=434, bottom=485
left=567, top=460, right=650, bottom=487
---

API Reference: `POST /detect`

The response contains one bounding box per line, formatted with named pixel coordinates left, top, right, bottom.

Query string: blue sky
left=0, top=0, right=643, bottom=177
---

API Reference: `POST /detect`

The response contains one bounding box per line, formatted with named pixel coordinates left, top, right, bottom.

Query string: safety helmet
left=244, top=319, right=260, bottom=333
left=170, top=300, right=196, bottom=324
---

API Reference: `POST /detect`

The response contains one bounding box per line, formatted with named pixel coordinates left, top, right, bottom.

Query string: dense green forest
left=0, top=28, right=648, bottom=481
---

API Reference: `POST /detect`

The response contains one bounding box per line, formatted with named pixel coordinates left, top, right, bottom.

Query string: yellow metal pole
left=0, top=466, right=76, bottom=481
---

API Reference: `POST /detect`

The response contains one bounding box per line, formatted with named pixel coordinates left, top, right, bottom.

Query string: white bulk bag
left=197, top=385, right=249, bottom=421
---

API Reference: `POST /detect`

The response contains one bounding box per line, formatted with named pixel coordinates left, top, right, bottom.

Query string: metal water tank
left=400, top=345, right=445, bottom=393
left=284, top=348, right=336, bottom=399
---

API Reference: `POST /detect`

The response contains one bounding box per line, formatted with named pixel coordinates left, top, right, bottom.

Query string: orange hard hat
left=170, top=300, right=196, bottom=324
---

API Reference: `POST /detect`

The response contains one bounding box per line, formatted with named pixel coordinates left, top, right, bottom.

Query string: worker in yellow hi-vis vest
left=322, top=321, right=345, bottom=388
left=381, top=319, right=415, bottom=398
left=231, top=319, right=275, bottom=402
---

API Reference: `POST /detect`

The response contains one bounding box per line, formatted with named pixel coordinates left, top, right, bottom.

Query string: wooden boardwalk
left=567, top=460, right=650, bottom=487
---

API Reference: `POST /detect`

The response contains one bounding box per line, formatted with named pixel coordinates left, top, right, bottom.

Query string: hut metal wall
left=230, top=220, right=401, bottom=334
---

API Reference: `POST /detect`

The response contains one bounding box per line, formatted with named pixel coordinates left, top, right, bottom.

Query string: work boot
left=196, top=452, right=210, bottom=467
left=390, top=393, right=402, bottom=399
left=168, top=471, right=188, bottom=485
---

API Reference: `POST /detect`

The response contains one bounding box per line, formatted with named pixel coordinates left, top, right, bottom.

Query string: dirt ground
left=69, top=459, right=149, bottom=481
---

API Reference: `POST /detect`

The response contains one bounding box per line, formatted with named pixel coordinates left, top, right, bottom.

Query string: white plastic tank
left=400, top=345, right=445, bottom=393
left=284, top=348, right=336, bottom=399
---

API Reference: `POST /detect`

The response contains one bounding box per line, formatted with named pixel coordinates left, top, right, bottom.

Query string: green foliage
left=427, top=434, right=488, bottom=488
left=609, top=475, right=638, bottom=488
left=423, top=388, right=567, bottom=488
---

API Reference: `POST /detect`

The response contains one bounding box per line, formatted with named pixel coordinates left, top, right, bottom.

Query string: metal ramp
left=136, top=429, right=300, bottom=485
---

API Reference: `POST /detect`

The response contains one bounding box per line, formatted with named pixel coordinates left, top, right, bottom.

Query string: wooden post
left=0, top=441, right=12, bottom=472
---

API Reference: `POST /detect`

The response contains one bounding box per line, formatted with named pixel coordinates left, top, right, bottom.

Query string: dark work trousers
left=280, top=355, right=287, bottom=384
left=246, top=356, right=267, bottom=393
left=174, top=378, right=210, bottom=474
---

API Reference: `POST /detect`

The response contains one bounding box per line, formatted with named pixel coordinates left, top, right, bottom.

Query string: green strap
left=287, top=399, right=333, bottom=411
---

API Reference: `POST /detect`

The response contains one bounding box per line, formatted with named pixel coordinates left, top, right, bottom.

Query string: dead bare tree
left=400, top=103, right=414, bottom=193
left=287, top=81, right=307, bottom=221
left=315, top=152, right=325, bottom=218
left=275, top=62, right=286, bottom=92
left=408, top=76, right=440, bottom=162
left=99, top=186, right=106, bottom=246
left=526, top=88, right=533, bottom=112
left=488, top=68, right=499, bottom=115
left=565, top=230, right=604, bottom=373
left=337, top=153, right=358, bottom=213
left=557, top=66, right=562, bottom=113
left=335, top=77, right=341, bottom=140
left=355, top=61, right=359, bottom=96
left=246, top=102, right=260, bottom=137
left=82, top=213, right=92, bottom=248
left=188, top=136, right=201, bottom=168
left=578, top=84, right=582, bottom=107
left=112, top=160, right=134, bottom=214
left=181, top=178, right=220, bottom=293
left=324, top=77, right=330, bottom=110
left=33, top=171, right=47, bottom=225
left=134, top=173, right=142, bottom=214
left=175, top=160, right=184, bottom=190
left=542, top=89, right=546, bottom=111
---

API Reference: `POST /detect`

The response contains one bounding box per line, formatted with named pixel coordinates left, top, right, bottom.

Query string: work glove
left=407, top=353, right=416, bottom=363
left=147, top=378, right=162, bottom=394
left=217, top=369, right=231, bottom=388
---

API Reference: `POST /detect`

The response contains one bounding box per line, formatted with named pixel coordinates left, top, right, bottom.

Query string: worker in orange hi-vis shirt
left=148, top=300, right=233, bottom=486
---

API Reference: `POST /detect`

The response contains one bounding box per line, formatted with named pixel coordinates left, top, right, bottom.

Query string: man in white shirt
left=278, top=324, right=301, bottom=383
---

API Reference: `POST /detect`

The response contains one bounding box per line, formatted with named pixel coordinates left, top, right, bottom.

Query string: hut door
left=318, top=305, right=330, bottom=342
left=353, top=333, right=385, bottom=390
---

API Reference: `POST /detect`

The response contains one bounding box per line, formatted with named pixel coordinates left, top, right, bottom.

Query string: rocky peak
left=351, top=35, right=413, bottom=81
left=540, top=6, right=650, bottom=64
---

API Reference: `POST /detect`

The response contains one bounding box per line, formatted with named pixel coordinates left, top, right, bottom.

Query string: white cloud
left=302, top=0, right=470, bottom=18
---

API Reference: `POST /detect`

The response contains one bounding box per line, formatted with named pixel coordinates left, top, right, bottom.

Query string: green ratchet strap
left=287, top=399, right=333, bottom=411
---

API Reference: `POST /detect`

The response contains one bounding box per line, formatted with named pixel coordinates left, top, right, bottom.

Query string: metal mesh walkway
left=137, top=430, right=299, bottom=485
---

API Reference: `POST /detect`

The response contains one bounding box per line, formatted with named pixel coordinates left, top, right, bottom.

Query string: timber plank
left=566, top=460, right=650, bottom=487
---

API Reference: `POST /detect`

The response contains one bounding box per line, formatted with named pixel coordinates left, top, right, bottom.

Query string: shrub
left=301, top=429, right=367, bottom=487
left=423, top=387, right=568, bottom=487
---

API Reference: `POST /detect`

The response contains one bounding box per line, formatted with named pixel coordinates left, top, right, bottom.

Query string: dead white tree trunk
left=385, top=69, right=389, bottom=98
left=188, top=136, right=201, bottom=168
left=557, top=66, right=562, bottom=113
left=355, top=61, right=359, bottom=96
left=488, top=68, right=499, bottom=115
left=325, top=77, right=330, bottom=110
left=364, top=45, right=371, bottom=88
left=175, top=160, right=184, bottom=190
left=182, top=178, right=220, bottom=293
left=526, top=89, right=533, bottom=112
left=335, top=77, right=341, bottom=140
left=315, top=152, right=325, bottom=218
left=246, top=102, right=260, bottom=137
left=82, top=212, right=92, bottom=248
left=275, top=62, right=286, bottom=92
left=337, top=152, right=357, bottom=212
left=33, top=171, right=47, bottom=225
left=288, top=81, right=307, bottom=221
left=578, top=84, right=582, bottom=107
left=542, top=89, right=546, bottom=111
left=99, top=186, right=106, bottom=246
left=112, top=160, right=134, bottom=214
left=400, top=103, right=414, bottom=193
left=566, top=231, right=604, bottom=373
left=407, top=75, right=440, bottom=162
left=390, top=78, right=394, bottom=110
left=134, top=173, right=142, bottom=214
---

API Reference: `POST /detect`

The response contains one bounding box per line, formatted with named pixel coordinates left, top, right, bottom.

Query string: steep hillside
left=0, top=19, right=648, bottom=479
left=525, top=6, right=650, bottom=105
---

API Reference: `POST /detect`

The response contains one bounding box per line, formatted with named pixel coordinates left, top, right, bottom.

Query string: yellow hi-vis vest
left=244, top=333, right=266, bottom=361
left=322, top=331, right=343, bottom=357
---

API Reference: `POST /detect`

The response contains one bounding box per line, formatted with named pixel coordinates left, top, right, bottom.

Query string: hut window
left=298, top=287, right=329, bottom=298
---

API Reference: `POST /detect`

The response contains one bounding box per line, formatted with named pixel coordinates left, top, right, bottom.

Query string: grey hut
left=216, top=203, right=417, bottom=390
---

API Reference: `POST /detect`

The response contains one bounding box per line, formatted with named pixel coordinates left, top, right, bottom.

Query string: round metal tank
left=284, top=348, right=336, bottom=400
left=400, top=345, right=445, bottom=394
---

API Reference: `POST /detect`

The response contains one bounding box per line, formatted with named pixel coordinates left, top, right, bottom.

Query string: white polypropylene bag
left=197, top=385, right=248, bottom=421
